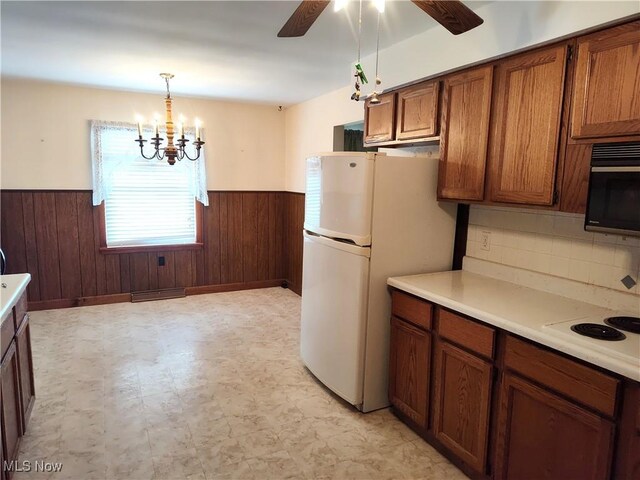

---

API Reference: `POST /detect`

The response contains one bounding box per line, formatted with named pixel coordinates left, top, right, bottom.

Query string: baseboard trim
left=27, top=279, right=292, bottom=311
left=185, top=279, right=285, bottom=296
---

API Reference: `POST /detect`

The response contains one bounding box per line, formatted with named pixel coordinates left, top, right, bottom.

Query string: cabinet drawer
left=391, top=290, right=432, bottom=330
left=1, top=312, right=15, bottom=361
left=437, top=309, right=495, bottom=359
left=14, top=291, right=27, bottom=330
left=504, top=335, right=619, bottom=417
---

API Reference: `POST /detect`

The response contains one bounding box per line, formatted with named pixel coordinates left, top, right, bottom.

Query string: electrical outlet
left=480, top=231, right=491, bottom=251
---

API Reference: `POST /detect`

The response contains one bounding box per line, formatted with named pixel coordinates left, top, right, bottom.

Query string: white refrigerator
left=300, top=151, right=457, bottom=412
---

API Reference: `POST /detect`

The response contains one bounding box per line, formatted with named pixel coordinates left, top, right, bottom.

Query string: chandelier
left=135, top=73, right=204, bottom=165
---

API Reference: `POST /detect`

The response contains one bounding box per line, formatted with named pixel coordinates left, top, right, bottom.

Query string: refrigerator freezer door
left=300, top=232, right=371, bottom=407
left=304, top=153, right=375, bottom=246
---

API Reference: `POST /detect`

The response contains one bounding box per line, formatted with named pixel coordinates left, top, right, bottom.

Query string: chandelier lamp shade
left=135, top=73, right=204, bottom=165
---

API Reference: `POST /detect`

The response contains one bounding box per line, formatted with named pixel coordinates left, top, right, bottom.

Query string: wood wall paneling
left=33, top=192, right=62, bottom=300
left=285, top=193, right=305, bottom=296
left=256, top=194, right=270, bottom=281
left=20, top=193, right=41, bottom=301
left=204, top=192, right=221, bottom=285
left=0, top=190, right=304, bottom=309
left=76, top=192, right=98, bottom=297
left=242, top=193, right=259, bottom=282
left=55, top=192, right=82, bottom=299
left=269, top=193, right=286, bottom=280
left=1, top=192, right=27, bottom=276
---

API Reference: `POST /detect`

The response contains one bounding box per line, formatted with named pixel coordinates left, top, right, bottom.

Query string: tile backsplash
left=466, top=205, right=640, bottom=296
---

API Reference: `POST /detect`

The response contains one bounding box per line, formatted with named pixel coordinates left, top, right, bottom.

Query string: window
left=91, top=121, right=208, bottom=250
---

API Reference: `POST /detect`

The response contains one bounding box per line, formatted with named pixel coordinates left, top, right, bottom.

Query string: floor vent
left=131, top=288, right=186, bottom=303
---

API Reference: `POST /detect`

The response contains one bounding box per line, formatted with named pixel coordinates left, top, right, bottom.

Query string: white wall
left=1, top=79, right=286, bottom=190
left=284, top=1, right=640, bottom=193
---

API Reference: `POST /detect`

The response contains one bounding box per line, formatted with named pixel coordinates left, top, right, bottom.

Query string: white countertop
left=0, top=274, right=31, bottom=320
left=388, top=270, right=640, bottom=381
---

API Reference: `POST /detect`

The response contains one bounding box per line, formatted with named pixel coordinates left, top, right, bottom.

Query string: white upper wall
left=284, top=1, right=640, bottom=193
left=1, top=79, right=286, bottom=190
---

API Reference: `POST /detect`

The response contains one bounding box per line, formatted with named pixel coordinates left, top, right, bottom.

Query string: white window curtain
left=90, top=120, right=208, bottom=207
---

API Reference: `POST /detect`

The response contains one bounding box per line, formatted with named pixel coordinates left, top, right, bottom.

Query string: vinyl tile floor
left=17, top=287, right=466, bottom=480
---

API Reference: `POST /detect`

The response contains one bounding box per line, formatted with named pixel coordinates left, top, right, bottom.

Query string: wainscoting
left=0, top=190, right=305, bottom=309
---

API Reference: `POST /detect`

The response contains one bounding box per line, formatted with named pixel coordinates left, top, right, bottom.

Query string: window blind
left=91, top=122, right=202, bottom=248
left=105, top=158, right=197, bottom=247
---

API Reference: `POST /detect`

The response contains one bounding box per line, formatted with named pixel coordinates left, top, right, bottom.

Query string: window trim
left=97, top=201, right=204, bottom=254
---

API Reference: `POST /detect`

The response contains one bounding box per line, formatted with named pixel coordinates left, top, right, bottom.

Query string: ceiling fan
left=277, top=0, right=484, bottom=38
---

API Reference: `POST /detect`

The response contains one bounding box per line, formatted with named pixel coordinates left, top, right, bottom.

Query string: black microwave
left=585, top=142, right=640, bottom=237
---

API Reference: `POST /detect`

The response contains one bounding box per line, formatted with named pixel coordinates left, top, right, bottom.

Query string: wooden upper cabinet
left=487, top=44, right=569, bottom=205
left=395, top=81, right=439, bottom=140
left=364, top=92, right=396, bottom=144
left=438, top=66, right=493, bottom=201
left=571, top=21, right=640, bottom=139
left=495, top=373, right=614, bottom=480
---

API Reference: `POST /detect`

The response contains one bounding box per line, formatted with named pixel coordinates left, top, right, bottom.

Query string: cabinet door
left=1, top=343, right=22, bottom=470
left=487, top=44, right=568, bottom=205
left=16, top=315, right=35, bottom=431
left=614, top=382, right=640, bottom=480
left=438, top=66, right=493, bottom=201
left=571, top=21, right=640, bottom=139
left=495, top=373, right=614, bottom=480
left=396, top=81, right=439, bottom=140
left=388, top=316, right=430, bottom=430
left=432, top=340, right=493, bottom=473
left=364, top=92, right=396, bottom=144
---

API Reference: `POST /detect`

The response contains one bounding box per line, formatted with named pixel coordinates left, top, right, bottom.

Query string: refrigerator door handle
left=303, top=231, right=371, bottom=258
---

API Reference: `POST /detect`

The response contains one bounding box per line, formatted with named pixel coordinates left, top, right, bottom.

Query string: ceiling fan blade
left=278, top=1, right=331, bottom=38
left=411, top=0, right=483, bottom=35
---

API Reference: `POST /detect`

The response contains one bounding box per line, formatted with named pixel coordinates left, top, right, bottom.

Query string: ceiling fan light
left=374, top=0, right=385, bottom=13
left=334, top=0, right=348, bottom=12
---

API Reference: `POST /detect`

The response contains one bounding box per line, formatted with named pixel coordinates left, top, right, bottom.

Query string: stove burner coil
left=570, top=323, right=626, bottom=341
left=604, top=316, right=640, bottom=335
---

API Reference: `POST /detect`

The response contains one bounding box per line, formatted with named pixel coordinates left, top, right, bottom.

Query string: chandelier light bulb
left=135, top=114, right=144, bottom=137
left=195, top=118, right=202, bottom=140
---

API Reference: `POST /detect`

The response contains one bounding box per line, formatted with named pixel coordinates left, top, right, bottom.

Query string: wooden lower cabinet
left=1, top=343, right=22, bottom=480
left=432, top=340, right=493, bottom=473
left=389, top=292, right=635, bottom=480
left=614, top=381, right=640, bottom=479
left=15, top=315, right=35, bottom=431
left=388, top=316, right=430, bottom=430
left=494, top=372, right=614, bottom=480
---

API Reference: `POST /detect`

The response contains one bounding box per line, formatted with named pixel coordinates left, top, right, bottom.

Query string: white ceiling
left=0, top=0, right=487, bottom=105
